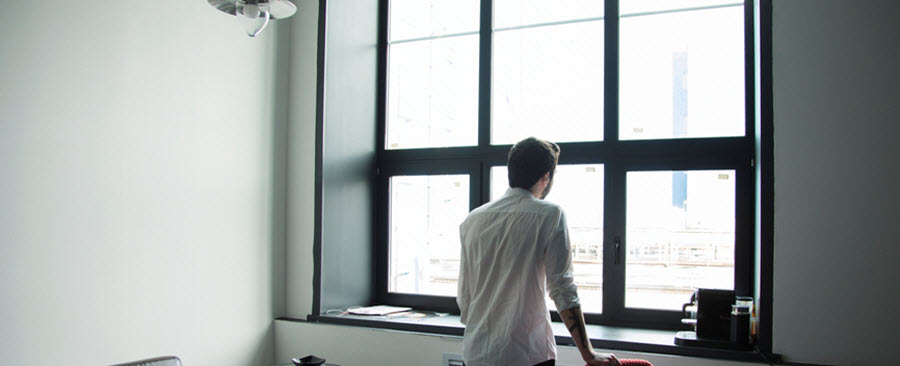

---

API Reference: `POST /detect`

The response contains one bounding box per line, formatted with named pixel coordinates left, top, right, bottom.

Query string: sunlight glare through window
left=389, top=175, right=469, bottom=296
left=625, top=170, right=736, bottom=310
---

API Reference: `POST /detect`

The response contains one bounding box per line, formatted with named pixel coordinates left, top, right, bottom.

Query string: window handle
left=614, top=236, right=621, bottom=264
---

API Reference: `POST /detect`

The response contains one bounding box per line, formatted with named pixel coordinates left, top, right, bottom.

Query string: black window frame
left=372, top=0, right=759, bottom=330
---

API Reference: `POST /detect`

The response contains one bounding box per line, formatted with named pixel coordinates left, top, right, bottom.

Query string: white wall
left=772, top=1, right=900, bottom=365
left=0, top=1, right=288, bottom=365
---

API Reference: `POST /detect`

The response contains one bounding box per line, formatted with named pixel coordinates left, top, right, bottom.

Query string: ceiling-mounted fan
left=208, top=0, right=298, bottom=37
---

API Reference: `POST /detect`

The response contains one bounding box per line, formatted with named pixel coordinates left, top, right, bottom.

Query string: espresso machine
left=675, top=289, right=753, bottom=350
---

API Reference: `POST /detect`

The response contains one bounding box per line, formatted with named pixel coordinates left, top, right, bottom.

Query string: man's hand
left=584, top=351, right=621, bottom=366
left=559, top=306, right=622, bottom=366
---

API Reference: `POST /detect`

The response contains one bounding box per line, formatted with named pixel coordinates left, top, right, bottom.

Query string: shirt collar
left=505, top=187, right=534, bottom=198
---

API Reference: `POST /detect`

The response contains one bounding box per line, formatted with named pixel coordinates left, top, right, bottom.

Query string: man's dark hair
left=507, top=137, right=560, bottom=189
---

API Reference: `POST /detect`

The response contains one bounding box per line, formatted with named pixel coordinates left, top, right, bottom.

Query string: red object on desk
left=585, top=360, right=652, bottom=366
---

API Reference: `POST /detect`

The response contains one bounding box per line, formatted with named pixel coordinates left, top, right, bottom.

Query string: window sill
left=281, top=313, right=775, bottom=363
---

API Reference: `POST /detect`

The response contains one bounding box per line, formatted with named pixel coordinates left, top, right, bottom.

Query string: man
left=457, top=137, right=620, bottom=366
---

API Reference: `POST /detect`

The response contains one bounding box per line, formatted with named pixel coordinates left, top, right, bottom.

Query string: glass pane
left=494, top=0, right=604, bottom=29
left=491, top=165, right=604, bottom=313
left=387, top=36, right=479, bottom=149
left=619, top=6, right=744, bottom=140
left=389, top=0, right=479, bottom=42
left=620, top=0, right=742, bottom=16
left=389, top=175, right=469, bottom=296
left=625, top=170, right=735, bottom=310
left=492, top=22, right=604, bottom=145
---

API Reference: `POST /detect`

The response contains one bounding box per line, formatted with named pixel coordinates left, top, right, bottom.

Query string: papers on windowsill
left=347, top=305, right=413, bottom=316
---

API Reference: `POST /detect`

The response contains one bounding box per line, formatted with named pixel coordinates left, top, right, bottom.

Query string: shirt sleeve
left=457, top=223, right=470, bottom=324
left=544, top=209, right=581, bottom=312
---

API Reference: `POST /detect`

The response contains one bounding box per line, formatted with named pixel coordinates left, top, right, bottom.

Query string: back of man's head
left=507, top=137, right=560, bottom=189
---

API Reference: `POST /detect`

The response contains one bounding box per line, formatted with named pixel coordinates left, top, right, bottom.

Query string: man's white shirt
left=458, top=187, right=581, bottom=366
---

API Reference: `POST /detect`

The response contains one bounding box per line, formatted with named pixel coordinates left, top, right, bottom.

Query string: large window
left=376, top=0, right=755, bottom=328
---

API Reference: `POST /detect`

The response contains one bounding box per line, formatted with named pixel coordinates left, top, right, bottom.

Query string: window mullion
left=602, top=161, right=626, bottom=320
left=477, top=0, right=492, bottom=149
left=602, top=0, right=625, bottom=321
left=604, top=0, right=619, bottom=144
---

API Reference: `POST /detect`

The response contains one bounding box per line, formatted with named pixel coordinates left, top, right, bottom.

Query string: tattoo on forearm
left=576, top=319, right=590, bottom=350
left=567, top=314, right=578, bottom=333
left=566, top=312, right=591, bottom=350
